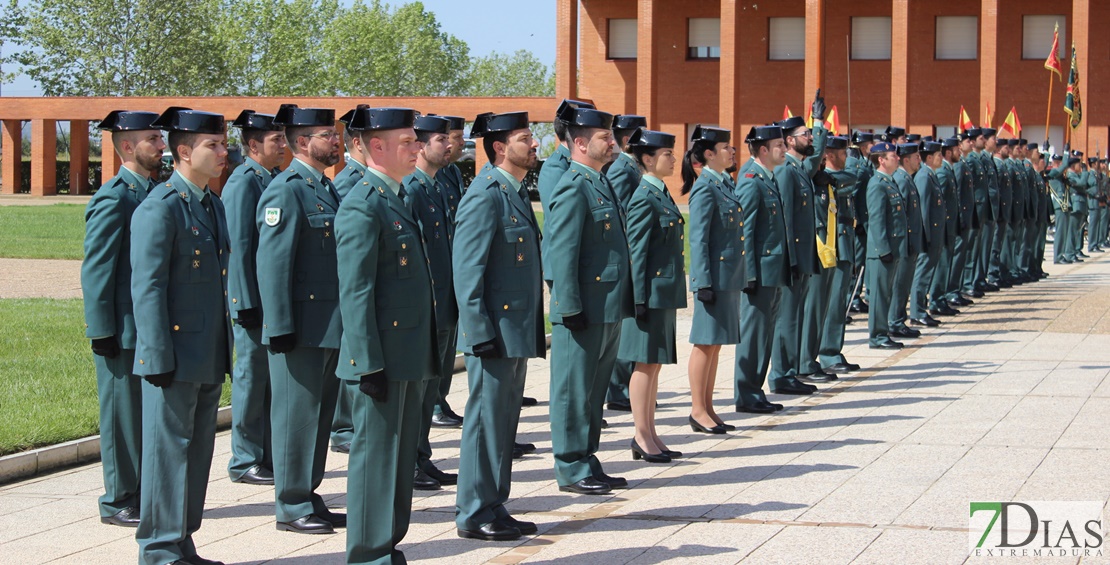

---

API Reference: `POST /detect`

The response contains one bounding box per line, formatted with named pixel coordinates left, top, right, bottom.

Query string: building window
left=851, top=17, right=891, bottom=60
left=769, top=17, right=805, bottom=61
left=688, top=18, right=721, bottom=59
left=935, top=16, right=977, bottom=60
left=935, top=125, right=957, bottom=139
left=1023, top=15, right=1066, bottom=60
left=607, top=18, right=637, bottom=60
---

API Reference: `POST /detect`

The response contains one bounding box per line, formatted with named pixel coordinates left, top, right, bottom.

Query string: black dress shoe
left=984, top=282, right=1000, bottom=292
left=458, top=521, right=521, bottom=541
left=736, top=402, right=776, bottom=414
left=889, top=327, right=920, bottom=338
left=318, top=509, right=346, bottom=528
left=601, top=418, right=608, bottom=428
left=970, top=289, right=985, bottom=298
left=607, top=399, right=632, bottom=412
left=497, top=515, right=538, bottom=535
left=909, top=317, right=939, bottom=328
left=277, top=515, right=335, bottom=534
left=521, top=396, right=538, bottom=407
left=515, top=441, right=536, bottom=455
left=941, top=305, right=961, bottom=315
left=798, top=371, right=835, bottom=383
left=422, top=465, right=458, bottom=486
left=330, top=442, right=351, bottom=454
left=180, top=556, right=226, bottom=565
left=559, top=477, right=612, bottom=495
left=771, top=382, right=816, bottom=395
left=689, top=416, right=726, bottom=433
left=234, top=464, right=275, bottom=485
left=845, top=315, right=854, bottom=324
left=512, top=445, right=525, bottom=459
left=431, top=411, right=463, bottom=428
left=101, top=506, right=140, bottom=527
left=631, top=440, right=671, bottom=463
left=849, top=302, right=869, bottom=313
left=662, top=449, right=683, bottom=459
left=595, top=473, right=628, bottom=488
left=869, top=341, right=904, bottom=350
left=414, top=468, right=441, bottom=491
left=715, top=422, right=737, bottom=431
left=951, top=296, right=972, bottom=306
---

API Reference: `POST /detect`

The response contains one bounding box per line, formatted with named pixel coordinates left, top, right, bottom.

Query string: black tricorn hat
left=151, top=107, right=225, bottom=134
left=744, top=125, right=782, bottom=143
left=941, top=137, right=959, bottom=148
left=981, top=127, right=998, bottom=138
left=557, top=106, right=614, bottom=130
left=879, top=126, right=906, bottom=141
left=470, top=113, right=493, bottom=138
left=961, top=128, right=982, bottom=140
left=555, top=99, right=595, bottom=120
left=776, top=115, right=807, bottom=132
left=896, top=143, right=919, bottom=157
left=414, top=115, right=452, bottom=135
left=825, top=136, right=849, bottom=150
left=1070, top=149, right=1084, bottom=158
left=690, top=124, right=731, bottom=144
left=353, top=107, right=414, bottom=131
left=920, top=141, right=943, bottom=154
left=485, top=112, right=531, bottom=134
left=905, top=134, right=922, bottom=142
left=338, top=104, right=371, bottom=129
left=274, top=104, right=335, bottom=127
left=97, top=110, right=160, bottom=132
left=1005, top=138, right=1020, bottom=147
left=851, top=131, right=875, bottom=144
left=232, top=110, right=281, bottom=131
left=1027, top=142, right=1040, bottom=151
left=1018, top=138, right=1028, bottom=145
left=627, top=128, right=675, bottom=150
left=612, top=114, right=648, bottom=131
left=1088, top=156, right=1099, bottom=164
left=428, top=114, right=465, bottom=130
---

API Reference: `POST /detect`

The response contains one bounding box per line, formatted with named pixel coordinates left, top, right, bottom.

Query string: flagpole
left=1045, top=73, right=1054, bottom=148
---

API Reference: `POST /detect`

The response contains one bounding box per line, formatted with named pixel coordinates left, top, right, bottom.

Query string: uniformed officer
left=847, top=131, right=876, bottom=314
left=256, top=105, right=346, bottom=535
left=619, top=128, right=687, bottom=462
left=453, top=111, right=545, bottom=541
left=1047, top=151, right=1073, bottom=263
left=333, top=107, right=436, bottom=564
left=975, top=128, right=1001, bottom=292
left=223, top=109, right=285, bottom=486
left=815, top=136, right=862, bottom=374
left=606, top=114, right=647, bottom=414
left=734, top=125, right=790, bottom=413
left=946, top=130, right=978, bottom=307
left=404, top=114, right=460, bottom=491
left=1067, top=150, right=1090, bottom=262
left=1085, top=157, right=1102, bottom=255
left=131, top=107, right=231, bottom=565
left=930, top=136, right=963, bottom=317
left=538, top=98, right=595, bottom=282
left=1025, top=144, right=1050, bottom=278
left=329, top=105, right=373, bottom=455
left=684, top=124, right=741, bottom=428
left=429, top=113, right=467, bottom=427
left=82, top=110, right=163, bottom=528
left=1008, top=139, right=1030, bottom=283
left=988, top=139, right=1014, bottom=287
left=865, top=141, right=908, bottom=350
left=910, top=141, right=945, bottom=327
left=546, top=103, right=632, bottom=495
left=961, top=128, right=988, bottom=296
left=889, top=142, right=922, bottom=339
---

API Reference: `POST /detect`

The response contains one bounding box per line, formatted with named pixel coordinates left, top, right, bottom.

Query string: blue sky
left=1, top=0, right=557, bottom=96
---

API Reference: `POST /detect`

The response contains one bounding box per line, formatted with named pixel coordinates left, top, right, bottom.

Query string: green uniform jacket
left=979, top=151, right=1000, bottom=221
left=547, top=161, right=633, bottom=324
left=434, top=162, right=465, bottom=221
left=775, top=153, right=820, bottom=275
left=222, top=158, right=272, bottom=315
left=405, top=168, right=458, bottom=330
left=1086, top=170, right=1102, bottom=210
left=827, top=168, right=859, bottom=262
left=606, top=152, right=641, bottom=208
left=1011, top=159, right=1027, bottom=222
left=82, top=169, right=151, bottom=347
left=255, top=160, right=343, bottom=348
left=847, top=154, right=874, bottom=230
left=866, top=170, right=908, bottom=260
left=953, top=158, right=974, bottom=233
left=894, top=169, right=922, bottom=254
left=335, top=175, right=437, bottom=381
left=1047, top=161, right=1070, bottom=212
left=915, top=165, right=945, bottom=252
left=539, top=144, right=572, bottom=281
left=688, top=168, right=747, bottom=292
left=1067, top=170, right=1091, bottom=214
left=736, top=158, right=791, bottom=287
left=626, top=177, right=687, bottom=309
left=453, top=168, right=546, bottom=358
left=333, top=158, right=368, bottom=200
left=994, top=156, right=1013, bottom=224
left=937, top=161, right=960, bottom=245
left=130, top=173, right=231, bottom=382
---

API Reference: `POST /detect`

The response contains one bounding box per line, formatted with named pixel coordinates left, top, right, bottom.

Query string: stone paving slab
left=2, top=250, right=1109, bottom=564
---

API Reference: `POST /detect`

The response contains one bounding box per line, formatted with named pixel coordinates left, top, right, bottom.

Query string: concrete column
left=979, top=0, right=999, bottom=129
left=30, top=119, right=57, bottom=197
left=1072, top=0, right=1090, bottom=150
left=804, top=0, right=825, bottom=101
left=636, top=0, right=658, bottom=125
left=556, top=0, right=579, bottom=100
left=1, top=120, right=20, bottom=194
left=718, top=0, right=742, bottom=139
left=890, top=0, right=910, bottom=127
left=101, top=131, right=119, bottom=186
left=69, top=120, right=90, bottom=195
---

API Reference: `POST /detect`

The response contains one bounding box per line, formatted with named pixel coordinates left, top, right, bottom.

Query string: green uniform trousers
left=455, top=356, right=527, bottom=530
left=331, top=381, right=355, bottom=448
left=735, top=286, right=782, bottom=408
left=417, top=326, right=458, bottom=470
left=911, top=246, right=940, bottom=319
left=1069, top=211, right=1086, bottom=260
left=818, top=262, right=853, bottom=368
left=1053, top=211, right=1069, bottom=262
left=550, top=321, right=620, bottom=486
left=270, top=347, right=340, bottom=523
left=799, top=268, right=833, bottom=375
left=95, top=349, right=142, bottom=519
left=961, top=227, right=982, bottom=294
left=228, top=324, right=271, bottom=480
left=770, top=274, right=809, bottom=388
left=889, top=252, right=915, bottom=330
left=345, top=378, right=427, bottom=565
left=867, top=257, right=897, bottom=346
left=136, top=380, right=221, bottom=565
left=947, top=233, right=970, bottom=302
left=606, top=358, right=632, bottom=404
left=930, top=245, right=951, bottom=310
left=976, top=221, right=995, bottom=285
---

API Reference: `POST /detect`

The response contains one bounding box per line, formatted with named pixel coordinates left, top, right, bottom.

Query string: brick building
left=556, top=0, right=1108, bottom=191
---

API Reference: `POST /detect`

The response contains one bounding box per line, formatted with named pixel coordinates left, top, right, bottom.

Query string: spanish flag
left=959, top=106, right=974, bottom=133
left=825, top=105, right=841, bottom=136
left=1000, top=107, right=1022, bottom=137
left=783, top=105, right=793, bottom=121
left=984, top=102, right=993, bottom=128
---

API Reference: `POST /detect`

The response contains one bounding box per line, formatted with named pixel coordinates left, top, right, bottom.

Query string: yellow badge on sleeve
left=264, top=208, right=282, bottom=227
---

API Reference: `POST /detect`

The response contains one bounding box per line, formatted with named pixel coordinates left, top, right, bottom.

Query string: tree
left=1, top=0, right=230, bottom=96
left=463, top=50, right=554, bottom=97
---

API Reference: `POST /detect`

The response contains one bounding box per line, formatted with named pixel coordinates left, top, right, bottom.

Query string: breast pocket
left=503, top=226, right=535, bottom=267
left=306, top=213, right=336, bottom=251
left=178, top=234, right=217, bottom=283
left=591, top=206, right=616, bottom=241
left=384, top=232, right=419, bottom=279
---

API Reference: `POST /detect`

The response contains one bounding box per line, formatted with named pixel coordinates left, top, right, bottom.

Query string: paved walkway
left=3, top=250, right=1110, bottom=564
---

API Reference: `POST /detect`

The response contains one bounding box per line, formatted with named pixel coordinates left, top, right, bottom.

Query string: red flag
left=1000, top=107, right=1022, bottom=137
left=959, top=106, right=974, bottom=133
left=825, top=106, right=841, bottom=136
left=783, top=105, right=793, bottom=120
left=1045, top=21, right=1063, bottom=82
left=984, top=102, right=993, bottom=128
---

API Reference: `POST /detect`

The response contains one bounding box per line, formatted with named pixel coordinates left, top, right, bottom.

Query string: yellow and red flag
left=959, top=106, right=974, bottom=133
left=1045, top=21, right=1063, bottom=82
left=783, top=105, right=793, bottom=120
left=1000, top=107, right=1022, bottom=137
left=805, top=101, right=814, bottom=128
left=984, top=102, right=993, bottom=128
left=825, top=105, right=841, bottom=136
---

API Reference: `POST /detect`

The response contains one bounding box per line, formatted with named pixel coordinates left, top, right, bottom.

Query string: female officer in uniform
left=618, top=128, right=687, bottom=462
left=682, top=125, right=741, bottom=435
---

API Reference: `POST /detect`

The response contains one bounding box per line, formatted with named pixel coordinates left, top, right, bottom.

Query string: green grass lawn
left=0, top=298, right=231, bottom=456
left=0, top=205, right=87, bottom=260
